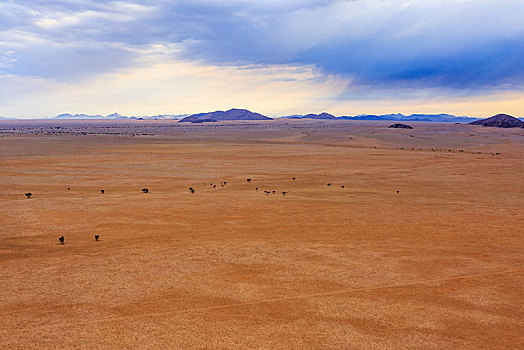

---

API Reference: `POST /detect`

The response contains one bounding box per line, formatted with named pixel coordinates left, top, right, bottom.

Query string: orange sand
left=0, top=120, right=523, bottom=349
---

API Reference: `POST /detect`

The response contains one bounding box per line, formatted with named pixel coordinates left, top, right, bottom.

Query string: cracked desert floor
left=1, top=120, right=523, bottom=349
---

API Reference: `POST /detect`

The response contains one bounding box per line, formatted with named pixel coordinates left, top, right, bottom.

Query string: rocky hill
left=469, top=114, right=524, bottom=128
left=389, top=123, right=413, bottom=129
left=180, top=109, right=271, bottom=123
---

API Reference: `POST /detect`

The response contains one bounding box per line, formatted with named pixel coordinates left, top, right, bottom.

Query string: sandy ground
left=1, top=120, right=523, bottom=349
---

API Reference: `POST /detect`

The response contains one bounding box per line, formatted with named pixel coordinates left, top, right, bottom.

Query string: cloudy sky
left=0, top=0, right=523, bottom=118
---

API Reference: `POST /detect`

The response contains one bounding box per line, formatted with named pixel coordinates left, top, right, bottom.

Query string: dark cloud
left=0, top=0, right=523, bottom=91
left=296, top=38, right=524, bottom=89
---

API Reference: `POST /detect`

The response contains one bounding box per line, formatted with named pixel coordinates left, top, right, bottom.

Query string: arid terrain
left=1, top=119, right=523, bottom=349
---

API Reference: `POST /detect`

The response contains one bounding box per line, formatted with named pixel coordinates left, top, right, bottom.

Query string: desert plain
left=0, top=119, right=523, bottom=349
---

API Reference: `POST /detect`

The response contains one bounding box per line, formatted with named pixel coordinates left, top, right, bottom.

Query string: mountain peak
left=106, top=112, right=126, bottom=118
left=180, top=108, right=271, bottom=123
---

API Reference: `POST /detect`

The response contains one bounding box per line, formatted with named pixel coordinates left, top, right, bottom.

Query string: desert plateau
left=1, top=119, right=523, bottom=349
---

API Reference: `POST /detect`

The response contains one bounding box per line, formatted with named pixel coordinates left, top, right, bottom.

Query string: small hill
left=180, top=109, right=271, bottom=123
left=280, top=112, right=336, bottom=120
left=300, top=112, right=337, bottom=120
left=389, top=123, right=413, bottom=129
left=469, top=114, right=524, bottom=128
left=106, top=112, right=128, bottom=119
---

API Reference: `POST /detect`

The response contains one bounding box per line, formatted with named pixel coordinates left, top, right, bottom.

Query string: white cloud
left=0, top=0, right=523, bottom=117
left=0, top=50, right=350, bottom=117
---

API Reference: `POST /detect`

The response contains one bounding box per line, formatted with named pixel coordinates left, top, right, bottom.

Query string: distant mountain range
left=52, top=113, right=189, bottom=120
left=179, top=108, right=272, bottom=123
left=340, top=113, right=477, bottom=122
left=282, top=113, right=478, bottom=122
left=2, top=109, right=522, bottom=124
left=284, top=112, right=337, bottom=120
